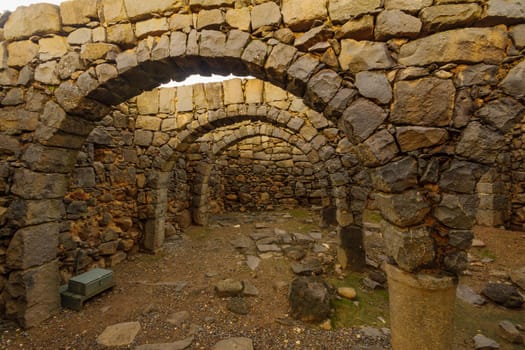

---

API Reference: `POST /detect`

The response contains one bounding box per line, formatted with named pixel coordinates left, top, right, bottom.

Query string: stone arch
left=0, top=1, right=523, bottom=347
left=184, top=122, right=338, bottom=226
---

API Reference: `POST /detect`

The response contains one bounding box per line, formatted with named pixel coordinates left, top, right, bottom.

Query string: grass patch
left=288, top=208, right=311, bottom=219
left=475, top=248, right=497, bottom=261
left=186, top=226, right=213, bottom=240
left=327, top=273, right=389, bottom=329
left=362, top=210, right=383, bottom=224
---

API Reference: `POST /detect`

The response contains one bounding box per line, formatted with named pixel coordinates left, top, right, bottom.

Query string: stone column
left=142, top=171, right=170, bottom=252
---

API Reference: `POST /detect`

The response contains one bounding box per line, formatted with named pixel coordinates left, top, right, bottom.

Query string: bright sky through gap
left=1, top=0, right=252, bottom=87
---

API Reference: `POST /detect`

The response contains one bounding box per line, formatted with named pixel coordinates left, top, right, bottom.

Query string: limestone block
left=223, top=79, right=243, bottom=105
left=9, top=199, right=65, bottom=226
left=339, top=40, right=394, bottom=73
left=189, top=0, right=235, bottom=11
left=0, top=135, right=21, bottom=156
left=197, top=9, right=224, bottom=30
left=137, top=90, right=159, bottom=115
left=176, top=85, right=193, bottom=112
left=39, top=36, right=69, bottom=61
left=294, top=25, right=333, bottom=51
left=224, top=30, right=250, bottom=58
left=11, top=168, right=68, bottom=199
left=0, top=42, right=7, bottom=70
left=500, top=59, right=525, bottom=102
left=204, top=83, right=223, bottom=109
left=241, top=40, right=268, bottom=74
left=377, top=190, right=431, bottom=227
left=96, top=63, right=118, bottom=84
left=305, top=69, right=342, bottom=110
left=60, top=0, right=98, bottom=25
left=375, top=10, right=421, bottom=41
left=0, top=69, right=19, bottom=86
left=456, top=121, right=505, bottom=164
left=340, top=98, right=387, bottom=144
left=4, top=4, right=61, bottom=40
left=264, top=82, right=288, bottom=102
left=6, top=223, right=59, bottom=269
left=124, top=0, right=183, bottom=20
left=355, top=71, right=392, bottom=104
left=170, top=31, right=187, bottom=57
left=384, top=0, right=433, bottom=12
left=420, top=4, right=482, bottom=32
left=0, top=108, right=39, bottom=133
left=68, top=28, right=93, bottom=45
left=510, top=24, right=525, bottom=49
left=81, top=43, right=119, bottom=61
left=282, top=0, right=328, bottom=32
left=485, top=0, right=525, bottom=24
left=159, top=88, right=176, bottom=113
left=107, top=23, right=136, bottom=46
left=251, top=2, right=281, bottom=30
left=390, top=77, right=455, bottom=127
left=200, top=30, right=226, bottom=57
left=399, top=27, right=509, bottom=66
left=245, top=79, right=264, bottom=104
left=102, top=0, right=128, bottom=25
left=226, top=8, right=250, bottom=31
left=434, top=194, right=477, bottom=229
left=396, top=126, right=448, bottom=152
left=134, top=130, right=154, bottom=146
left=35, top=61, right=60, bottom=85
left=136, top=18, right=169, bottom=39
left=328, top=0, right=382, bottom=24
left=382, top=222, right=435, bottom=271
left=371, top=157, right=418, bottom=193
left=357, top=129, right=399, bottom=167
left=336, top=15, right=374, bottom=40
left=22, top=144, right=78, bottom=173
left=6, top=261, right=60, bottom=328
left=7, top=41, right=38, bottom=68
left=169, top=14, right=193, bottom=32
left=136, top=116, right=162, bottom=131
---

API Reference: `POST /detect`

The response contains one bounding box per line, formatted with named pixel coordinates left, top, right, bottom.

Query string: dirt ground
left=0, top=209, right=523, bottom=350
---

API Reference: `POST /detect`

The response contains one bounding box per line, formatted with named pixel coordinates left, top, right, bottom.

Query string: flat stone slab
left=456, top=284, right=486, bottom=306
left=134, top=337, right=194, bottom=350
left=212, top=337, right=254, bottom=350
left=97, top=321, right=141, bottom=347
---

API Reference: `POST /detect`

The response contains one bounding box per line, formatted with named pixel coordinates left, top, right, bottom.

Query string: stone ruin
left=0, top=0, right=524, bottom=348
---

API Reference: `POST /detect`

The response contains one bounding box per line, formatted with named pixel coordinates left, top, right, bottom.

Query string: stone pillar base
left=386, top=264, right=457, bottom=350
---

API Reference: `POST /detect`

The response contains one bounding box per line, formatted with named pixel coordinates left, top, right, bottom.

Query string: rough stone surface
left=212, top=337, right=254, bottom=350
left=473, top=334, right=500, bottom=350
left=481, top=283, right=524, bottom=309
left=281, top=0, right=327, bottom=31
left=134, top=337, right=194, bottom=350
left=339, top=40, right=394, bottom=73
left=97, top=321, right=141, bottom=347
left=251, top=2, right=281, bottom=30
left=341, top=99, right=387, bottom=144
left=456, top=122, right=506, bottom=164
left=510, top=267, right=525, bottom=290
left=376, top=190, right=431, bottom=227
left=498, top=320, right=523, bottom=344
left=354, top=72, right=392, bottom=104
left=396, top=126, right=448, bottom=152
left=358, top=129, right=399, bottom=167
left=371, top=157, right=418, bottom=193
left=328, top=0, right=382, bottom=24
left=456, top=284, right=486, bottom=306
left=289, top=277, right=332, bottom=322
left=420, top=4, right=482, bottom=32
left=375, top=10, right=422, bottom=41
left=4, top=4, right=61, bottom=40
left=501, top=60, right=525, bottom=102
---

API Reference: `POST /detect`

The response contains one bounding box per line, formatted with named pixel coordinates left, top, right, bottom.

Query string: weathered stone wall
left=204, top=136, right=321, bottom=211
left=0, top=0, right=524, bottom=328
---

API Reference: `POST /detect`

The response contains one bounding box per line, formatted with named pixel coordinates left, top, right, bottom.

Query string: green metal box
left=68, top=268, right=114, bottom=297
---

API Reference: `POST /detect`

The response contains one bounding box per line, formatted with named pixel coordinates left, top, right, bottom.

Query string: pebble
left=319, top=319, right=332, bottom=330
left=456, top=284, right=486, bottom=306
left=242, top=280, right=260, bottom=297
left=337, top=287, right=357, bottom=300
left=473, top=334, right=500, bottom=349
left=498, top=320, right=524, bottom=344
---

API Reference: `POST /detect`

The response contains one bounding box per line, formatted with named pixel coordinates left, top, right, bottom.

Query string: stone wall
left=0, top=0, right=524, bottom=328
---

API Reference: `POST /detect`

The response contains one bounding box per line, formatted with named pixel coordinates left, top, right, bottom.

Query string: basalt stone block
left=434, top=194, right=478, bottom=229
left=439, top=160, right=488, bottom=194
left=294, top=25, right=333, bottom=52
left=484, top=0, right=525, bottom=25
left=376, top=190, right=431, bottom=227
left=375, top=10, right=421, bottom=41
left=286, top=54, right=321, bottom=96
left=399, top=27, right=508, bottom=66
left=482, top=283, right=524, bottom=309
left=289, top=276, right=333, bottom=322
left=443, top=250, right=468, bottom=274
left=448, top=230, right=474, bottom=250
left=455, top=63, right=499, bottom=87
left=382, top=221, right=435, bottom=272
left=340, top=98, right=387, bottom=144
left=371, top=156, right=418, bottom=193
left=4, top=4, right=61, bottom=40
left=420, top=4, right=482, bottom=32
left=282, top=0, right=328, bottom=32
left=475, top=97, right=524, bottom=133
left=265, top=44, right=298, bottom=86
left=510, top=24, right=525, bottom=49
left=500, top=59, right=525, bottom=102
left=305, top=69, right=342, bottom=110
left=355, top=71, right=392, bottom=104
left=6, top=223, right=59, bottom=269
left=11, top=168, right=68, bottom=199
left=358, top=129, right=399, bottom=167
left=456, top=121, right=505, bottom=164
left=396, top=126, right=448, bottom=152
left=339, top=40, right=394, bottom=73
left=241, top=40, right=268, bottom=77
left=391, top=77, right=455, bottom=127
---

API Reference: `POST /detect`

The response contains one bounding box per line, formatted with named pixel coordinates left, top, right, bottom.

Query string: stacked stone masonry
left=0, top=0, right=524, bottom=329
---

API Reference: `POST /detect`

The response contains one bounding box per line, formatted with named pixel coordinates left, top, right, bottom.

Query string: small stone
left=212, top=337, right=254, bottom=350
left=289, top=277, right=333, bottom=322
left=473, top=334, right=500, bottom=349
left=498, top=320, right=523, bottom=344
left=482, top=283, right=524, bottom=309
left=472, top=239, right=486, bottom=247
left=242, top=280, right=259, bottom=297
left=456, top=284, right=486, bottom=306
left=215, top=279, right=243, bottom=297
left=337, top=287, right=357, bottom=300
left=166, top=311, right=190, bottom=327
left=227, top=297, right=249, bottom=315
left=319, top=319, right=332, bottom=330
left=246, top=255, right=260, bottom=271
left=510, top=267, right=525, bottom=290
left=97, top=322, right=141, bottom=347
left=257, top=243, right=281, bottom=253
left=134, top=337, right=194, bottom=350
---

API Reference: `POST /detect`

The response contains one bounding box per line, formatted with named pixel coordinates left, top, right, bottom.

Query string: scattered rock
left=284, top=246, right=307, bottom=260
left=242, top=280, right=260, bottom=297
left=481, top=283, right=524, bottom=309
left=498, top=320, right=523, bottom=344
left=291, top=258, right=323, bottom=275
left=510, top=267, right=525, bottom=290
left=289, top=276, right=333, bottom=322
left=472, top=239, right=486, bottom=247
left=456, top=284, right=486, bottom=306
left=134, top=337, right=194, bottom=350
left=212, top=337, right=254, bottom=350
left=245, top=255, right=260, bottom=271
left=337, top=287, right=357, bottom=300
left=473, top=334, right=500, bottom=349
left=227, top=297, right=249, bottom=315
left=215, top=279, right=243, bottom=297
left=256, top=243, right=281, bottom=253
left=97, top=321, right=141, bottom=347
left=230, top=236, right=252, bottom=249
left=166, top=311, right=190, bottom=327
left=362, top=278, right=382, bottom=290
